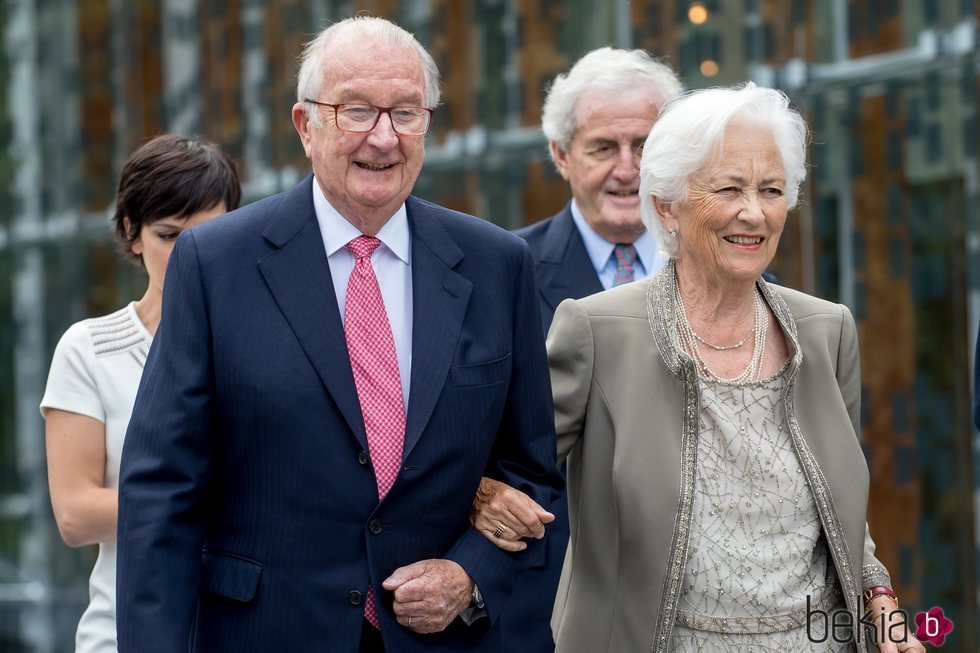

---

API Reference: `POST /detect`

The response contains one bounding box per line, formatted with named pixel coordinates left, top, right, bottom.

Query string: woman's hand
left=470, top=477, right=555, bottom=552
left=867, top=596, right=925, bottom=653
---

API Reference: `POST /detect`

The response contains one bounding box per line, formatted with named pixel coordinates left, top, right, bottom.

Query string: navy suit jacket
left=116, top=176, right=563, bottom=653
left=514, top=204, right=604, bottom=332
left=496, top=204, right=600, bottom=653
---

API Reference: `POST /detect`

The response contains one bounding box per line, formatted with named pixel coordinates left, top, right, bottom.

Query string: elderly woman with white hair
left=471, top=83, right=923, bottom=652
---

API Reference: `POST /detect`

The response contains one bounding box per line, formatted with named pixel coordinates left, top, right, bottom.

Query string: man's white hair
left=541, top=47, right=682, bottom=163
left=296, top=16, right=441, bottom=128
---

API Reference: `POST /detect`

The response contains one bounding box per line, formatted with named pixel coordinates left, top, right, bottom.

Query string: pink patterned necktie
left=344, top=235, right=406, bottom=628
left=612, top=243, right=637, bottom=286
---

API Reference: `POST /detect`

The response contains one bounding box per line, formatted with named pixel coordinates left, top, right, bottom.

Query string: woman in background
left=40, top=134, right=240, bottom=652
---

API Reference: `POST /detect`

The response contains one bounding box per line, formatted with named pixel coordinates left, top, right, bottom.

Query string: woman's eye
left=156, top=232, right=180, bottom=241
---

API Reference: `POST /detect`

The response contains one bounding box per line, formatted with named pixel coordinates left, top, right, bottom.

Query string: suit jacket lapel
left=537, top=205, right=604, bottom=310
left=403, top=196, right=472, bottom=460
left=257, top=176, right=368, bottom=450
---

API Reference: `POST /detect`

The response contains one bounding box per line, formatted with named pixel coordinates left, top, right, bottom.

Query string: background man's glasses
left=305, top=100, right=434, bottom=136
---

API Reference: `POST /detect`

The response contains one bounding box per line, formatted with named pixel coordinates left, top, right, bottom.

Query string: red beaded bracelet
left=863, top=586, right=898, bottom=609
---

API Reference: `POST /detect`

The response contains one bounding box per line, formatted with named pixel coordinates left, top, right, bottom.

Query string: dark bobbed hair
left=113, top=133, right=241, bottom=265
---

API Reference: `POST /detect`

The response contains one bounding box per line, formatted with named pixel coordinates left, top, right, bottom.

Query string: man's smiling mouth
left=356, top=162, right=396, bottom=171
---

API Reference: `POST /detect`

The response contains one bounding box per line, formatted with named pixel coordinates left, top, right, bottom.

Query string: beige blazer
left=548, top=266, right=889, bottom=653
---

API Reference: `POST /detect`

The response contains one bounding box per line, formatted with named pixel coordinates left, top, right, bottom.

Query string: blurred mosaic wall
left=0, top=1, right=976, bottom=650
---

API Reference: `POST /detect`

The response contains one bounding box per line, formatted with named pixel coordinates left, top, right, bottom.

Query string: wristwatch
left=471, top=583, right=485, bottom=609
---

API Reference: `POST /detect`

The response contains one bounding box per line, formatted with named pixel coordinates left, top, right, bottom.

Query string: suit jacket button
left=358, top=450, right=370, bottom=466
left=369, top=519, right=383, bottom=535
left=348, top=590, right=362, bottom=605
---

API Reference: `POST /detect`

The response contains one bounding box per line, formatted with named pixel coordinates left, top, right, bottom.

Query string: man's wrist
left=470, top=583, right=484, bottom=609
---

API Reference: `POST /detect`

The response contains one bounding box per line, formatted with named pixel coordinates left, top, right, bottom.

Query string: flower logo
left=914, top=607, right=954, bottom=646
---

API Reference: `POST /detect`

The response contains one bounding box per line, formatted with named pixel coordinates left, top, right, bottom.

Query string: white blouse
left=40, top=302, right=151, bottom=653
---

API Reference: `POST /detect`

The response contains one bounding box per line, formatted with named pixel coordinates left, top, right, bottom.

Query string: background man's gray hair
left=638, top=82, right=809, bottom=258
left=541, top=47, right=683, bottom=163
left=297, top=16, right=441, bottom=128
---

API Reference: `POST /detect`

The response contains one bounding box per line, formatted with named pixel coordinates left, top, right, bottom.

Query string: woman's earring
left=669, top=229, right=677, bottom=238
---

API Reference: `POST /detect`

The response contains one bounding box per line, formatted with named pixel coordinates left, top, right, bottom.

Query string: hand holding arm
left=470, top=477, right=554, bottom=552
left=441, top=243, right=564, bottom=622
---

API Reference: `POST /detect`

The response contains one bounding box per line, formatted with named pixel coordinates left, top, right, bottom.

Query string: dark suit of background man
left=498, top=48, right=683, bottom=653
left=116, top=16, right=562, bottom=653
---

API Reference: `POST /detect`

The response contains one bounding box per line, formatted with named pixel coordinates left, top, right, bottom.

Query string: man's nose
left=611, top=145, right=639, bottom=181
left=367, top=112, right=400, bottom=149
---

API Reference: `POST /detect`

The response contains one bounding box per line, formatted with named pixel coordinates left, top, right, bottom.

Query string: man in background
left=501, top=47, right=683, bottom=652
left=516, top=48, right=682, bottom=331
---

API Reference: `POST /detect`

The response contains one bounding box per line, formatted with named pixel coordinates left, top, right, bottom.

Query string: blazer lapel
left=537, top=206, right=604, bottom=310
left=402, top=197, right=472, bottom=460
left=257, top=176, right=367, bottom=450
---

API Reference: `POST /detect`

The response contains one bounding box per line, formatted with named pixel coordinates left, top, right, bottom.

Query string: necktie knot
left=613, top=243, right=637, bottom=286
left=347, top=235, right=382, bottom=260
left=614, top=243, right=637, bottom=266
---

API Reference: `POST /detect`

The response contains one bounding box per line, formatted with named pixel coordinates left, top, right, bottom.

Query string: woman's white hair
left=296, top=16, right=441, bottom=128
left=639, top=82, right=809, bottom=258
left=541, top=47, right=682, bottom=161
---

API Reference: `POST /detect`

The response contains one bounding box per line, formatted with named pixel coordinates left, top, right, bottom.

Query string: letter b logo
left=914, top=607, right=954, bottom=646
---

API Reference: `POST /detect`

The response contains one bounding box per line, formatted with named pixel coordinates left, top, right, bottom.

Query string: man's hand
left=382, top=559, right=473, bottom=634
left=470, top=476, right=554, bottom=552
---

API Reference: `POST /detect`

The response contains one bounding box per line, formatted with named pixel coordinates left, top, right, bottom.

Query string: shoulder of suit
left=190, top=189, right=288, bottom=243
left=512, top=211, right=560, bottom=242
left=566, top=279, right=651, bottom=319
left=409, top=195, right=526, bottom=250
left=768, top=283, right=848, bottom=321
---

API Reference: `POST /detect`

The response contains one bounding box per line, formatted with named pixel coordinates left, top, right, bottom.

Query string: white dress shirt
left=312, top=179, right=413, bottom=410
left=569, top=199, right=666, bottom=288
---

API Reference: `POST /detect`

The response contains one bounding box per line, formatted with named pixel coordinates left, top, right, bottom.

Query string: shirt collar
left=568, top=199, right=659, bottom=273
left=312, top=177, right=410, bottom=264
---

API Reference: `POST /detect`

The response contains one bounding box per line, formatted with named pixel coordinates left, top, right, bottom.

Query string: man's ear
left=550, top=141, right=571, bottom=182
left=291, top=103, right=313, bottom=157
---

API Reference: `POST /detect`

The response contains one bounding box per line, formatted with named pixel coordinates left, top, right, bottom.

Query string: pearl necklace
left=674, top=284, right=768, bottom=384
left=691, top=325, right=753, bottom=351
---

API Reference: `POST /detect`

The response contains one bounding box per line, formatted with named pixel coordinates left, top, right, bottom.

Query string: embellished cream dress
left=670, top=370, right=849, bottom=651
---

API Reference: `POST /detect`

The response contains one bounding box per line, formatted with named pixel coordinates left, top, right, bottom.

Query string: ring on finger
left=492, top=523, right=508, bottom=539
left=408, top=616, right=413, bottom=628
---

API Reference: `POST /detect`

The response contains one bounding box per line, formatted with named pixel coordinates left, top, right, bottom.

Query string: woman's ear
left=652, top=196, right=677, bottom=234
left=124, top=217, right=142, bottom=255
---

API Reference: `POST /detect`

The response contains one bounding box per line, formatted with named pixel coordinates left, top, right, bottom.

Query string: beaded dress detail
left=670, top=369, right=848, bottom=651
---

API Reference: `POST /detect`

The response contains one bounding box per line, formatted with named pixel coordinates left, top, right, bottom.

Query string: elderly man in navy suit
left=116, top=16, right=562, bottom=653
left=483, top=48, right=683, bottom=653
